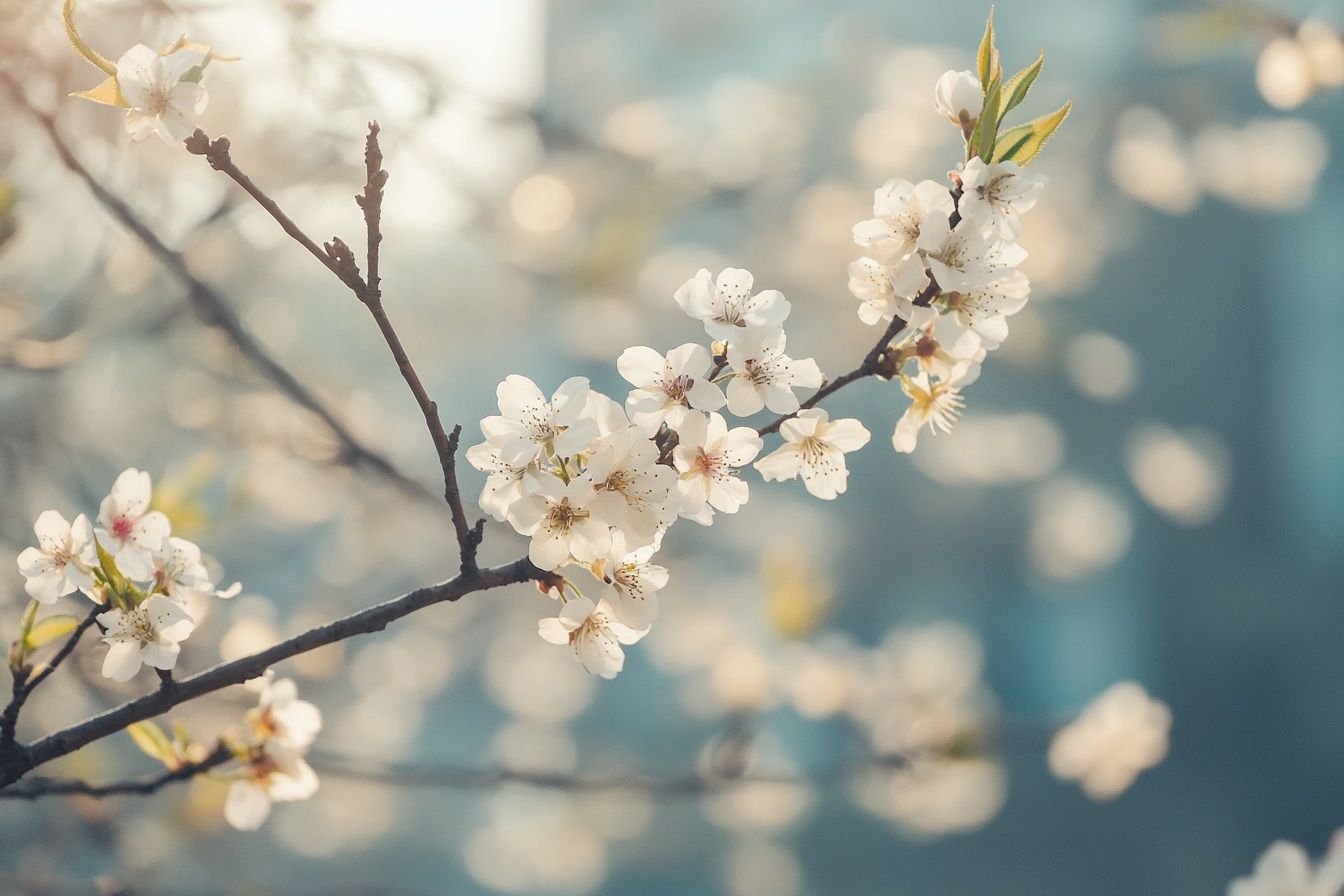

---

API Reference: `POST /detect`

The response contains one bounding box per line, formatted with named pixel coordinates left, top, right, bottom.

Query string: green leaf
left=63, top=0, right=117, bottom=77
left=1001, top=49, right=1045, bottom=115
left=26, top=615, right=81, bottom=651
left=976, top=7, right=998, bottom=91
left=94, top=537, right=124, bottom=590
left=993, top=101, right=1071, bottom=165
left=975, top=75, right=1003, bottom=161
left=71, top=76, right=128, bottom=108
left=128, top=721, right=176, bottom=766
left=9, top=600, right=40, bottom=673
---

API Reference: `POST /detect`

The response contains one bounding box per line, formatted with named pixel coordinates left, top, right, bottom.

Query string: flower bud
left=933, top=70, right=984, bottom=136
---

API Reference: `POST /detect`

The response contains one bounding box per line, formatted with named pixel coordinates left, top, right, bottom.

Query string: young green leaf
left=128, top=720, right=177, bottom=767
left=63, top=0, right=117, bottom=77
left=26, top=615, right=82, bottom=651
left=9, top=600, right=40, bottom=672
left=993, top=101, right=1072, bottom=165
left=977, top=7, right=998, bottom=91
left=976, top=75, right=1003, bottom=161
left=1002, top=49, right=1045, bottom=115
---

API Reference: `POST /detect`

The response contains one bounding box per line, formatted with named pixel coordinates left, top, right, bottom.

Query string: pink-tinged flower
left=672, top=412, right=762, bottom=523
left=16, top=511, right=96, bottom=603
left=754, top=409, right=871, bottom=500
left=673, top=268, right=791, bottom=340
left=96, top=468, right=171, bottom=580
left=538, top=596, right=644, bottom=679
left=97, top=595, right=195, bottom=682
left=618, top=343, right=726, bottom=436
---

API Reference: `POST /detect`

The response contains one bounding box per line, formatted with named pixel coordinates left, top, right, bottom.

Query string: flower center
left=112, top=515, right=134, bottom=540
left=660, top=374, right=694, bottom=403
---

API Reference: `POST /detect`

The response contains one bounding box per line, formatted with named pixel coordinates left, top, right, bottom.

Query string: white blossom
left=97, top=595, right=195, bottom=682
left=585, top=427, right=674, bottom=546
left=724, top=327, right=823, bottom=417
left=619, top=343, right=726, bottom=436
left=96, top=468, right=171, bottom=581
left=537, top=596, right=644, bottom=679
left=853, top=179, right=955, bottom=264
left=941, top=269, right=1031, bottom=349
left=598, top=532, right=667, bottom=631
left=152, top=536, right=239, bottom=604
left=507, top=476, right=611, bottom=570
left=672, top=412, right=762, bottom=523
left=958, top=158, right=1047, bottom=238
left=224, top=741, right=319, bottom=831
left=465, top=441, right=535, bottom=522
left=920, top=217, right=1006, bottom=294
left=1228, top=838, right=1344, bottom=896
left=481, top=375, right=597, bottom=467
left=907, top=324, right=986, bottom=384
left=115, top=44, right=208, bottom=144
left=248, top=676, right=322, bottom=751
left=1047, top=682, right=1171, bottom=801
left=16, top=511, right=95, bottom=604
left=892, top=369, right=972, bottom=454
left=673, top=268, right=791, bottom=340
left=754, top=409, right=871, bottom=500
left=847, top=255, right=934, bottom=327
left=933, top=69, right=983, bottom=129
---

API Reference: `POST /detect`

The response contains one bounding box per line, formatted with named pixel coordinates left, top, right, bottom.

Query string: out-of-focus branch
left=184, top=125, right=483, bottom=572
left=0, top=742, right=231, bottom=801
left=0, top=557, right=544, bottom=789
left=0, top=72, right=437, bottom=506
left=0, top=605, right=102, bottom=748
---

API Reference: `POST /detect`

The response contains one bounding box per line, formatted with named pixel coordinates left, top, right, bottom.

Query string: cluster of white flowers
left=849, top=74, right=1045, bottom=454
left=1047, top=681, right=1171, bottom=800
left=14, top=468, right=239, bottom=682
left=468, top=269, right=873, bottom=678
left=222, top=673, right=323, bottom=831
left=1228, top=834, right=1344, bottom=896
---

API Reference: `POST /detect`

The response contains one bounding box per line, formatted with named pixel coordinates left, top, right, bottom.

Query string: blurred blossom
left=912, top=413, right=1064, bottom=485
left=219, top=595, right=279, bottom=662
left=1063, top=331, right=1139, bottom=401
left=601, top=99, right=680, bottom=161
left=1257, top=20, right=1344, bottom=110
left=850, top=48, right=959, bottom=175
left=1029, top=477, right=1133, bottom=581
left=1125, top=424, right=1230, bottom=525
left=851, top=756, right=1006, bottom=838
left=778, top=639, right=858, bottom=719
left=725, top=838, right=804, bottom=896
left=1192, top=119, right=1328, bottom=212
left=486, top=622, right=596, bottom=721
left=1227, top=835, right=1344, bottom=896
left=1109, top=107, right=1200, bottom=215
left=273, top=781, right=396, bottom=857
left=1048, top=681, right=1171, bottom=800
left=492, top=720, right=579, bottom=774
left=510, top=172, right=577, bottom=235
left=463, top=786, right=608, bottom=895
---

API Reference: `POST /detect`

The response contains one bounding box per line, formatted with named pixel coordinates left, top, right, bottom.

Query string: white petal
left=102, top=640, right=144, bottom=682
left=225, top=780, right=273, bottom=831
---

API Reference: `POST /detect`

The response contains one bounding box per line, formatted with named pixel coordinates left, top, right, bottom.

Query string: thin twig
left=185, top=125, right=481, bottom=572
left=0, top=73, right=435, bottom=506
left=0, top=743, right=232, bottom=800
left=0, top=557, right=542, bottom=788
left=0, top=605, right=102, bottom=747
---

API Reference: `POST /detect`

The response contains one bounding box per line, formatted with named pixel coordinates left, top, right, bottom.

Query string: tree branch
left=0, top=72, right=435, bottom=507
left=0, top=605, right=102, bottom=747
left=185, top=125, right=481, bottom=572
left=0, top=558, right=543, bottom=788
left=0, top=743, right=231, bottom=801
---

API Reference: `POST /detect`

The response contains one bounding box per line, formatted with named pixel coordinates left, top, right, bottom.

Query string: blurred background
left=1, top=0, right=1342, bottom=893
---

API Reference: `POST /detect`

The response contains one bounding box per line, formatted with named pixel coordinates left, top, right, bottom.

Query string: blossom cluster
left=1047, top=681, right=1171, bottom=800
left=468, top=275, right=871, bottom=678
left=15, top=468, right=239, bottom=682
left=1228, top=834, right=1344, bottom=896
left=221, top=673, right=323, bottom=830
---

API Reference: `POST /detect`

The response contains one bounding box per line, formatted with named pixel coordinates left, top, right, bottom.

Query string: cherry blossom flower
left=537, top=596, right=644, bottom=679
left=853, top=179, right=955, bottom=264
left=1228, top=838, right=1344, bottom=896
left=507, top=477, right=611, bottom=570
left=673, top=268, right=791, bottom=340
left=892, top=369, right=972, bottom=454
left=115, top=44, right=209, bottom=144
left=597, top=533, right=668, bottom=631
left=754, top=409, right=871, bottom=500
left=16, top=511, right=96, bottom=604
left=247, top=676, right=322, bottom=751
left=672, top=412, right=762, bottom=523
left=724, top=327, right=823, bottom=417
left=97, top=595, right=195, bottom=682
left=906, top=324, right=985, bottom=384
left=958, top=158, right=1048, bottom=238
left=847, top=256, right=934, bottom=326
left=933, top=69, right=983, bottom=131
left=152, top=536, right=239, bottom=604
left=465, top=441, right=535, bottom=522
left=481, top=375, right=597, bottom=467
left=585, top=427, right=674, bottom=546
left=940, top=269, right=1031, bottom=349
left=919, top=218, right=1004, bottom=294
left=96, top=468, right=171, bottom=580
left=580, top=389, right=631, bottom=439
left=618, top=343, right=726, bottom=436
left=1047, top=682, right=1171, bottom=800
left=224, top=741, right=320, bottom=831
